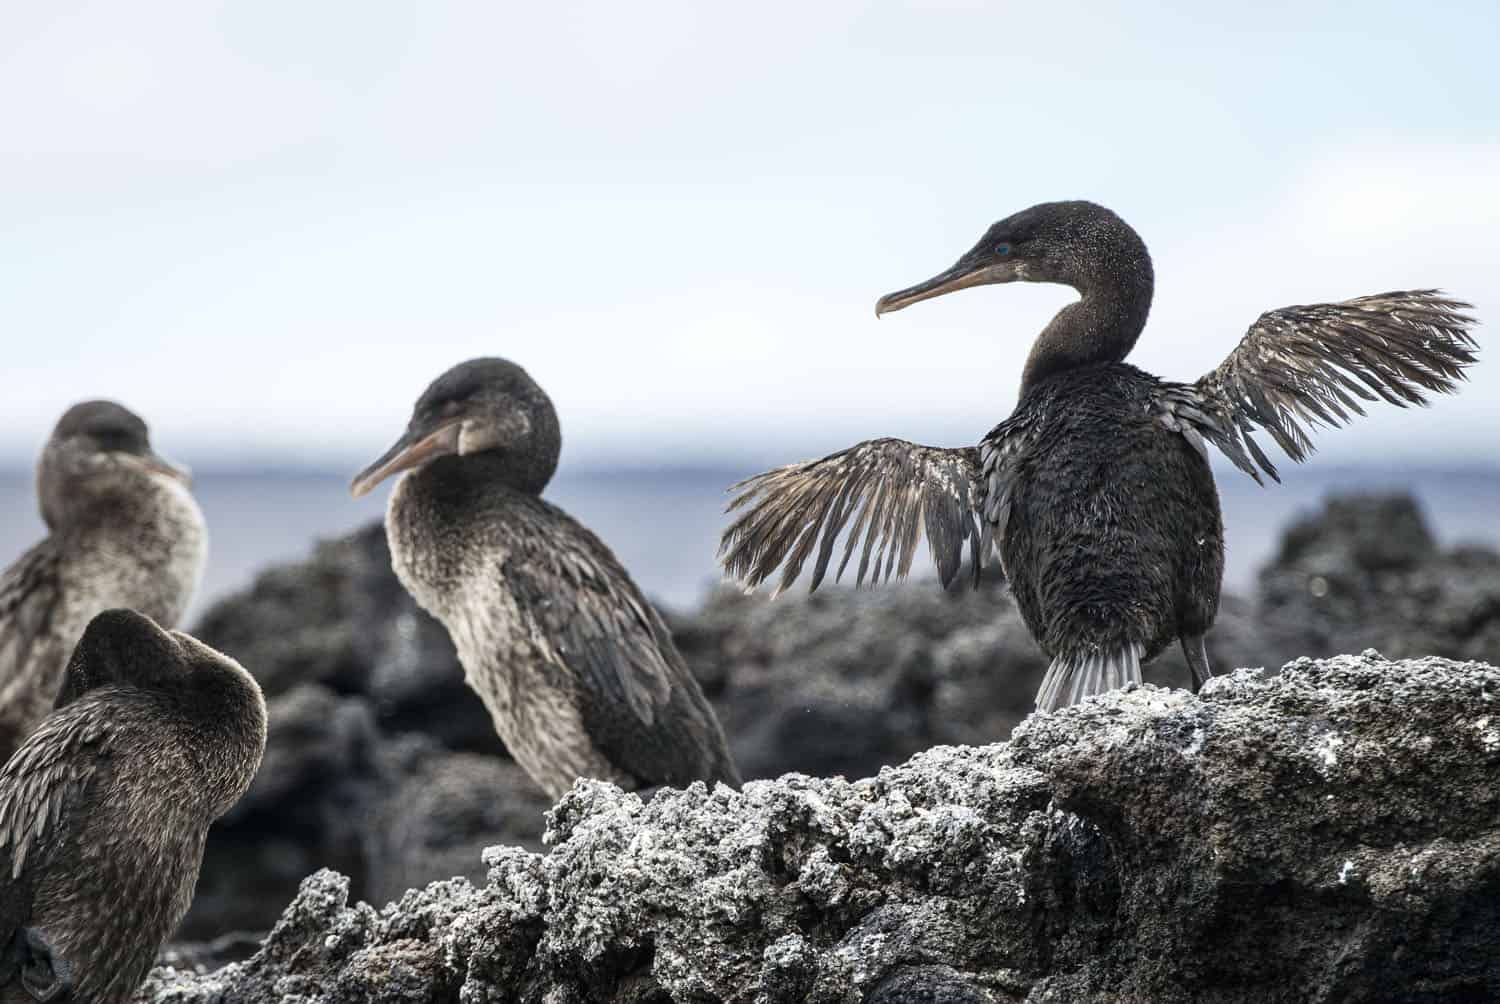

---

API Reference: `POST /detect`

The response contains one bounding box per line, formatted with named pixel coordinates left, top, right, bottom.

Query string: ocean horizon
left=3, top=461, right=1497, bottom=624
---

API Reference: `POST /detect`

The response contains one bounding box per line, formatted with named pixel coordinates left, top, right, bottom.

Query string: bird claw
left=17, top=927, right=73, bottom=1003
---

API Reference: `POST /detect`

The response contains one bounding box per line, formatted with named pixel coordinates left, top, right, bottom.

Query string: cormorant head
left=38, top=400, right=190, bottom=530
left=61, top=609, right=267, bottom=813
left=874, top=200, right=1151, bottom=316
left=350, top=357, right=562, bottom=498
left=60, top=609, right=184, bottom=707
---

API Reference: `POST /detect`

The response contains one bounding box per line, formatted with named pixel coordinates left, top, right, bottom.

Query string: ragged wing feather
left=719, top=438, right=986, bottom=595
left=1156, top=290, right=1476, bottom=482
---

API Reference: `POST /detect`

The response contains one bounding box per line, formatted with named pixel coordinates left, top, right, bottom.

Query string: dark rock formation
left=678, top=577, right=1281, bottom=783
left=172, top=492, right=1500, bottom=944
left=139, top=654, right=1500, bottom=1002
left=192, top=524, right=501, bottom=755
left=175, top=685, right=551, bottom=943
left=179, top=683, right=382, bottom=941
left=1260, top=494, right=1500, bottom=663
left=361, top=736, right=551, bottom=907
left=179, top=527, right=534, bottom=938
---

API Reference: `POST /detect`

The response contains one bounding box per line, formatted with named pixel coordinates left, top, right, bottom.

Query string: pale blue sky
left=2, top=0, right=1496, bottom=470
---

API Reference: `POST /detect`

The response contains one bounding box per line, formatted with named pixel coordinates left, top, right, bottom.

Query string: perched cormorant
left=0, top=401, right=207, bottom=763
left=0, top=609, right=266, bottom=1004
left=720, top=201, right=1477, bottom=710
left=350, top=358, right=740, bottom=798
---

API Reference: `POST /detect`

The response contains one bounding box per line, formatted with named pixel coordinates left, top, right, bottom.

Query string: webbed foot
left=19, top=928, right=72, bottom=1002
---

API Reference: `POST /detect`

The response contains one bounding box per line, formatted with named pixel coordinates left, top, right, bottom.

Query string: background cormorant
left=719, top=200, right=1477, bottom=710
left=0, top=609, right=266, bottom=1004
left=0, top=402, right=206, bottom=763
left=351, top=358, right=741, bottom=798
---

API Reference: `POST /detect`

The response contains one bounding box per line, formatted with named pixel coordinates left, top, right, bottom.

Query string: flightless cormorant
left=351, top=358, right=741, bottom=798
left=719, top=200, right=1477, bottom=710
left=0, top=609, right=266, bottom=1004
left=0, top=402, right=206, bottom=763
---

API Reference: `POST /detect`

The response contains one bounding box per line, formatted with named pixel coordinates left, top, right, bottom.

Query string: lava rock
left=170, top=492, right=1493, bottom=948
left=137, top=654, right=1500, bottom=1003
left=192, top=523, right=501, bottom=755
left=362, top=735, right=551, bottom=906
left=176, top=683, right=382, bottom=941
left=684, top=574, right=1274, bottom=783
left=1259, top=494, right=1500, bottom=662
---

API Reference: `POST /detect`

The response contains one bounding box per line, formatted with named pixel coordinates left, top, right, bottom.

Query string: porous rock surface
left=171, top=494, right=1500, bottom=946
left=139, top=653, right=1500, bottom=1003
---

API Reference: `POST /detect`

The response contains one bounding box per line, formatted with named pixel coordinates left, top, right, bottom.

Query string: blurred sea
left=2, top=464, right=1497, bottom=624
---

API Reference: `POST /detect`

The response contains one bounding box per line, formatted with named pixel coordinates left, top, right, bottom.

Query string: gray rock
left=362, top=736, right=552, bottom=906
left=168, top=492, right=1497, bottom=952
left=687, top=578, right=1275, bottom=782
left=138, top=654, right=1500, bottom=1003
left=192, top=522, right=502, bottom=755
left=1259, top=494, right=1500, bottom=663
left=176, top=683, right=382, bottom=941
left=176, top=687, right=548, bottom=943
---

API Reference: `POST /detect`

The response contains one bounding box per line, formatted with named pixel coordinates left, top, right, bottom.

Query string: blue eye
left=996, top=243, right=1012, bottom=256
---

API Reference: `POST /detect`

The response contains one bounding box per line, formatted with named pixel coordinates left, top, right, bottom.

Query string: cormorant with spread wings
left=720, top=201, right=1476, bottom=711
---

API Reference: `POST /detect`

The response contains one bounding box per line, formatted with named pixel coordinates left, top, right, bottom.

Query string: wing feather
left=720, top=438, right=989, bottom=594
left=496, top=502, right=737, bottom=789
left=0, top=542, right=67, bottom=763
left=0, top=704, right=112, bottom=883
left=1155, top=290, right=1476, bottom=482
left=509, top=533, right=672, bottom=728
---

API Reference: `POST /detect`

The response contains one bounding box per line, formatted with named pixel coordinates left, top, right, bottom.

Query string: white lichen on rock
left=135, top=654, right=1500, bottom=1003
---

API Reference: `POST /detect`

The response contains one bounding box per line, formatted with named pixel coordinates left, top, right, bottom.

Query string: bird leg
left=19, top=927, right=73, bottom=1003
left=1181, top=634, right=1213, bottom=693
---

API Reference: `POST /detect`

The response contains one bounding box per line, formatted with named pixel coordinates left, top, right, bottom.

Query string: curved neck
left=1020, top=258, right=1154, bottom=393
left=423, top=448, right=556, bottom=499
left=47, top=472, right=198, bottom=540
left=184, top=665, right=267, bottom=816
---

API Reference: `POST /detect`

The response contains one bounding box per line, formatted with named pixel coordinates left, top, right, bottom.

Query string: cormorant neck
left=187, top=659, right=267, bottom=815
left=1020, top=258, right=1154, bottom=393
left=43, top=469, right=190, bottom=535
left=424, top=448, right=556, bottom=498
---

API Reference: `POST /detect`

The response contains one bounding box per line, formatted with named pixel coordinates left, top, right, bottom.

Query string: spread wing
left=0, top=700, right=114, bottom=940
left=0, top=541, right=67, bottom=762
left=500, top=501, right=736, bottom=788
left=1155, top=291, right=1477, bottom=482
left=719, top=438, right=987, bottom=595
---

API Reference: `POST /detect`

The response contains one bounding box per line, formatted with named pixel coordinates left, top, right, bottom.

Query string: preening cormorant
left=0, top=401, right=207, bottom=763
left=719, top=200, right=1477, bottom=710
left=0, top=609, right=266, bottom=1004
left=350, top=358, right=741, bottom=798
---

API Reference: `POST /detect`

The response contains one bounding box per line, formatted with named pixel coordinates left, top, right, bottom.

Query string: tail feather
left=1035, top=643, right=1144, bottom=711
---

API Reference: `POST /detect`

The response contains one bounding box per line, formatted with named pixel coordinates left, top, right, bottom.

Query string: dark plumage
left=351, top=358, right=740, bottom=799
left=0, top=609, right=266, bottom=1004
left=720, top=200, right=1478, bottom=710
left=0, top=401, right=206, bottom=763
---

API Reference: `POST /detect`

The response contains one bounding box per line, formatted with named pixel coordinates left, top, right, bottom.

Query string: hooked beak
left=874, top=259, right=1021, bottom=317
left=350, top=420, right=462, bottom=498
left=139, top=451, right=192, bottom=485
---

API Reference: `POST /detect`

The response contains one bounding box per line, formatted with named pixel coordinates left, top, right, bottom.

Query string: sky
left=2, top=0, right=1497, bottom=472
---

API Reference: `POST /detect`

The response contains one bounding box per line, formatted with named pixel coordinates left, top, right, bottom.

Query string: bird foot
left=13, top=928, right=73, bottom=1003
